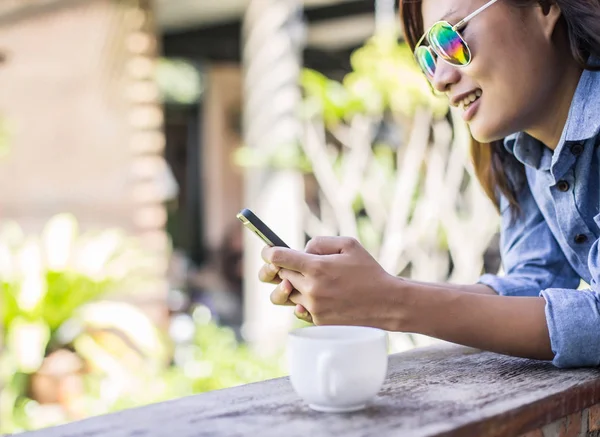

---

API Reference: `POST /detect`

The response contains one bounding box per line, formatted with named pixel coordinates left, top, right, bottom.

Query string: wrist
left=386, top=275, right=422, bottom=332
left=388, top=277, right=459, bottom=334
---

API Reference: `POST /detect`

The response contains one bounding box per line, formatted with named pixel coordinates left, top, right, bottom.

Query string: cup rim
left=288, top=325, right=387, bottom=344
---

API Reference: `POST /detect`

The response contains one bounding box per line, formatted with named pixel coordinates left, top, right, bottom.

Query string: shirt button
left=571, top=143, right=584, bottom=156
left=574, top=234, right=588, bottom=244
left=556, top=180, right=570, bottom=192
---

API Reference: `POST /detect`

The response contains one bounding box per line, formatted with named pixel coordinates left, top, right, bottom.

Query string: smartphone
left=236, top=208, right=289, bottom=248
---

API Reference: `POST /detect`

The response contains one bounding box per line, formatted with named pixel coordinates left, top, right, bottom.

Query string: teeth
left=460, top=89, right=482, bottom=109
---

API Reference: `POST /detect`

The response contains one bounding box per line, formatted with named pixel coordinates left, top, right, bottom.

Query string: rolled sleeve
left=478, top=269, right=577, bottom=297
left=541, top=287, right=600, bottom=368
left=478, top=187, right=580, bottom=297
left=541, top=235, right=600, bottom=368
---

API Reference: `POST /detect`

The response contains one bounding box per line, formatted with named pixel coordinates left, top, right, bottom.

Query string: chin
left=468, top=118, right=508, bottom=144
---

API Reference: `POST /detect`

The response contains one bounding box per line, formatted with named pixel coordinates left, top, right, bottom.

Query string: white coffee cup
left=287, top=325, right=388, bottom=413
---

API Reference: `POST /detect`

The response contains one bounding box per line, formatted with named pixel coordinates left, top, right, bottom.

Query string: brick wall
left=519, top=406, right=600, bottom=437
left=0, top=0, right=169, bottom=321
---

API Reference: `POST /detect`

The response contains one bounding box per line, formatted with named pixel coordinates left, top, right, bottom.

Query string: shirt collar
left=504, top=132, right=548, bottom=170
left=505, top=64, right=600, bottom=182
left=560, top=57, right=600, bottom=142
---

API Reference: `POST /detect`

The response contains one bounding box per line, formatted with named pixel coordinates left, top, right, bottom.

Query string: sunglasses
left=414, top=0, right=500, bottom=80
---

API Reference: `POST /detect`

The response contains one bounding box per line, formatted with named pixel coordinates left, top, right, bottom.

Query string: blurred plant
left=302, top=35, right=447, bottom=126
left=0, top=213, right=156, bottom=432
left=2, top=303, right=285, bottom=433
left=93, top=306, right=285, bottom=414
left=156, top=58, right=203, bottom=105
left=0, top=214, right=153, bottom=335
left=234, top=35, right=447, bottom=171
left=0, top=214, right=285, bottom=433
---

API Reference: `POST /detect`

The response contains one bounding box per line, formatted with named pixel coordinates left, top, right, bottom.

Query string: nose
left=430, top=60, right=461, bottom=94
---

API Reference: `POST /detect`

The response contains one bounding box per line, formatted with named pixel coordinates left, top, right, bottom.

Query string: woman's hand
left=260, top=236, right=400, bottom=330
left=258, top=246, right=312, bottom=322
left=260, top=238, right=555, bottom=362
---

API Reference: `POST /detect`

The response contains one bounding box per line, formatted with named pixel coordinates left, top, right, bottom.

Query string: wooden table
left=18, top=344, right=600, bottom=437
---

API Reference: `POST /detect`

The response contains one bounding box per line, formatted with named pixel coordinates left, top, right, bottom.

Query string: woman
left=259, top=0, right=600, bottom=368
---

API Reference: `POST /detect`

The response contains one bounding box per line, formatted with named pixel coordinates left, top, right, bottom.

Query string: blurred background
left=0, top=0, right=502, bottom=433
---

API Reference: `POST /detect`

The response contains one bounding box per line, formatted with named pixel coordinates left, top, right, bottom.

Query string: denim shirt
left=478, top=67, right=600, bottom=368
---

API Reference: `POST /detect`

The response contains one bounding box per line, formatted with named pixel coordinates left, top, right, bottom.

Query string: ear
left=537, top=1, right=562, bottom=41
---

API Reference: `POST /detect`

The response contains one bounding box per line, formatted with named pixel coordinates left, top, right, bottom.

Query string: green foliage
left=0, top=214, right=285, bottom=434
left=235, top=35, right=447, bottom=171
left=156, top=58, right=203, bottom=105
left=232, top=140, right=312, bottom=172
left=2, top=309, right=285, bottom=433
left=188, top=319, right=285, bottom=392
left=298, top=35, right=454, bottom=255
left=301, top=69, right=365, bottom=126
left=301, top=35, right=448, bottom=127
left=0, top=214, right=152, bottom=339
left=0, top=214, right=152, bottom=431
left=74, top=311, right=284, bottom=417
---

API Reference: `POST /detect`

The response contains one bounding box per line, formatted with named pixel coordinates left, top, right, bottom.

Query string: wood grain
left=18, top=344, right=600, bottom=437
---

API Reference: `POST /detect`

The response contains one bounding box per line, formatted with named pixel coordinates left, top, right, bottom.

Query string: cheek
left=460, top=62, right=518, bottom=141
left=470, top=79, right=541, bottom=142
left=467, top=52, right=548, bottom=141
left=460, top=11, right=554, bottom=140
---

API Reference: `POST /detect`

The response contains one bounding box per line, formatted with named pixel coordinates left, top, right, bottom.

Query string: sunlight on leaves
left=6, top=318, right=50, bottom=374
left=41, top=213, right=78, bottom=271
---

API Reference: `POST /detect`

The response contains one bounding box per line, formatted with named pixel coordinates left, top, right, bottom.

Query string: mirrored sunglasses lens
left=416, top=47, right=436, bottom=79
left=429, top=22, right=470, bottom=65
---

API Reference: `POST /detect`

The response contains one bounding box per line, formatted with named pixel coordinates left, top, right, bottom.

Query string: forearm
left=402, top=278, right=497, bottom=295
left=397, top=280, right=553, bottom=361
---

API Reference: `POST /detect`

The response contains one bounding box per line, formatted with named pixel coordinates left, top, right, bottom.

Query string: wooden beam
left=304, top=0, right=373, bottom=23
left=19, top=344, right=600, bottom=437
left=306, top=13, right=375, bottom=50
left=162, top=1, right=377, bottom=74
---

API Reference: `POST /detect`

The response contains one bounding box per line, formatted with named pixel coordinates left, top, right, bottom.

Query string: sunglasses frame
left=414, top=0, right=500, bottom=76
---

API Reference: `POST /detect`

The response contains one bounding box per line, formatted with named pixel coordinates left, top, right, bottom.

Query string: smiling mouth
left=459, top=89, right=482, bottom=110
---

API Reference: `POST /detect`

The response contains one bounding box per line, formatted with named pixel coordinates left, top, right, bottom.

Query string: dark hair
left=400, top=0, right=600, bottom=212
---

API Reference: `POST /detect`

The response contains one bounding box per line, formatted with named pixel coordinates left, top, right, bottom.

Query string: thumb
left=305, top=236, right=355, bottom=255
